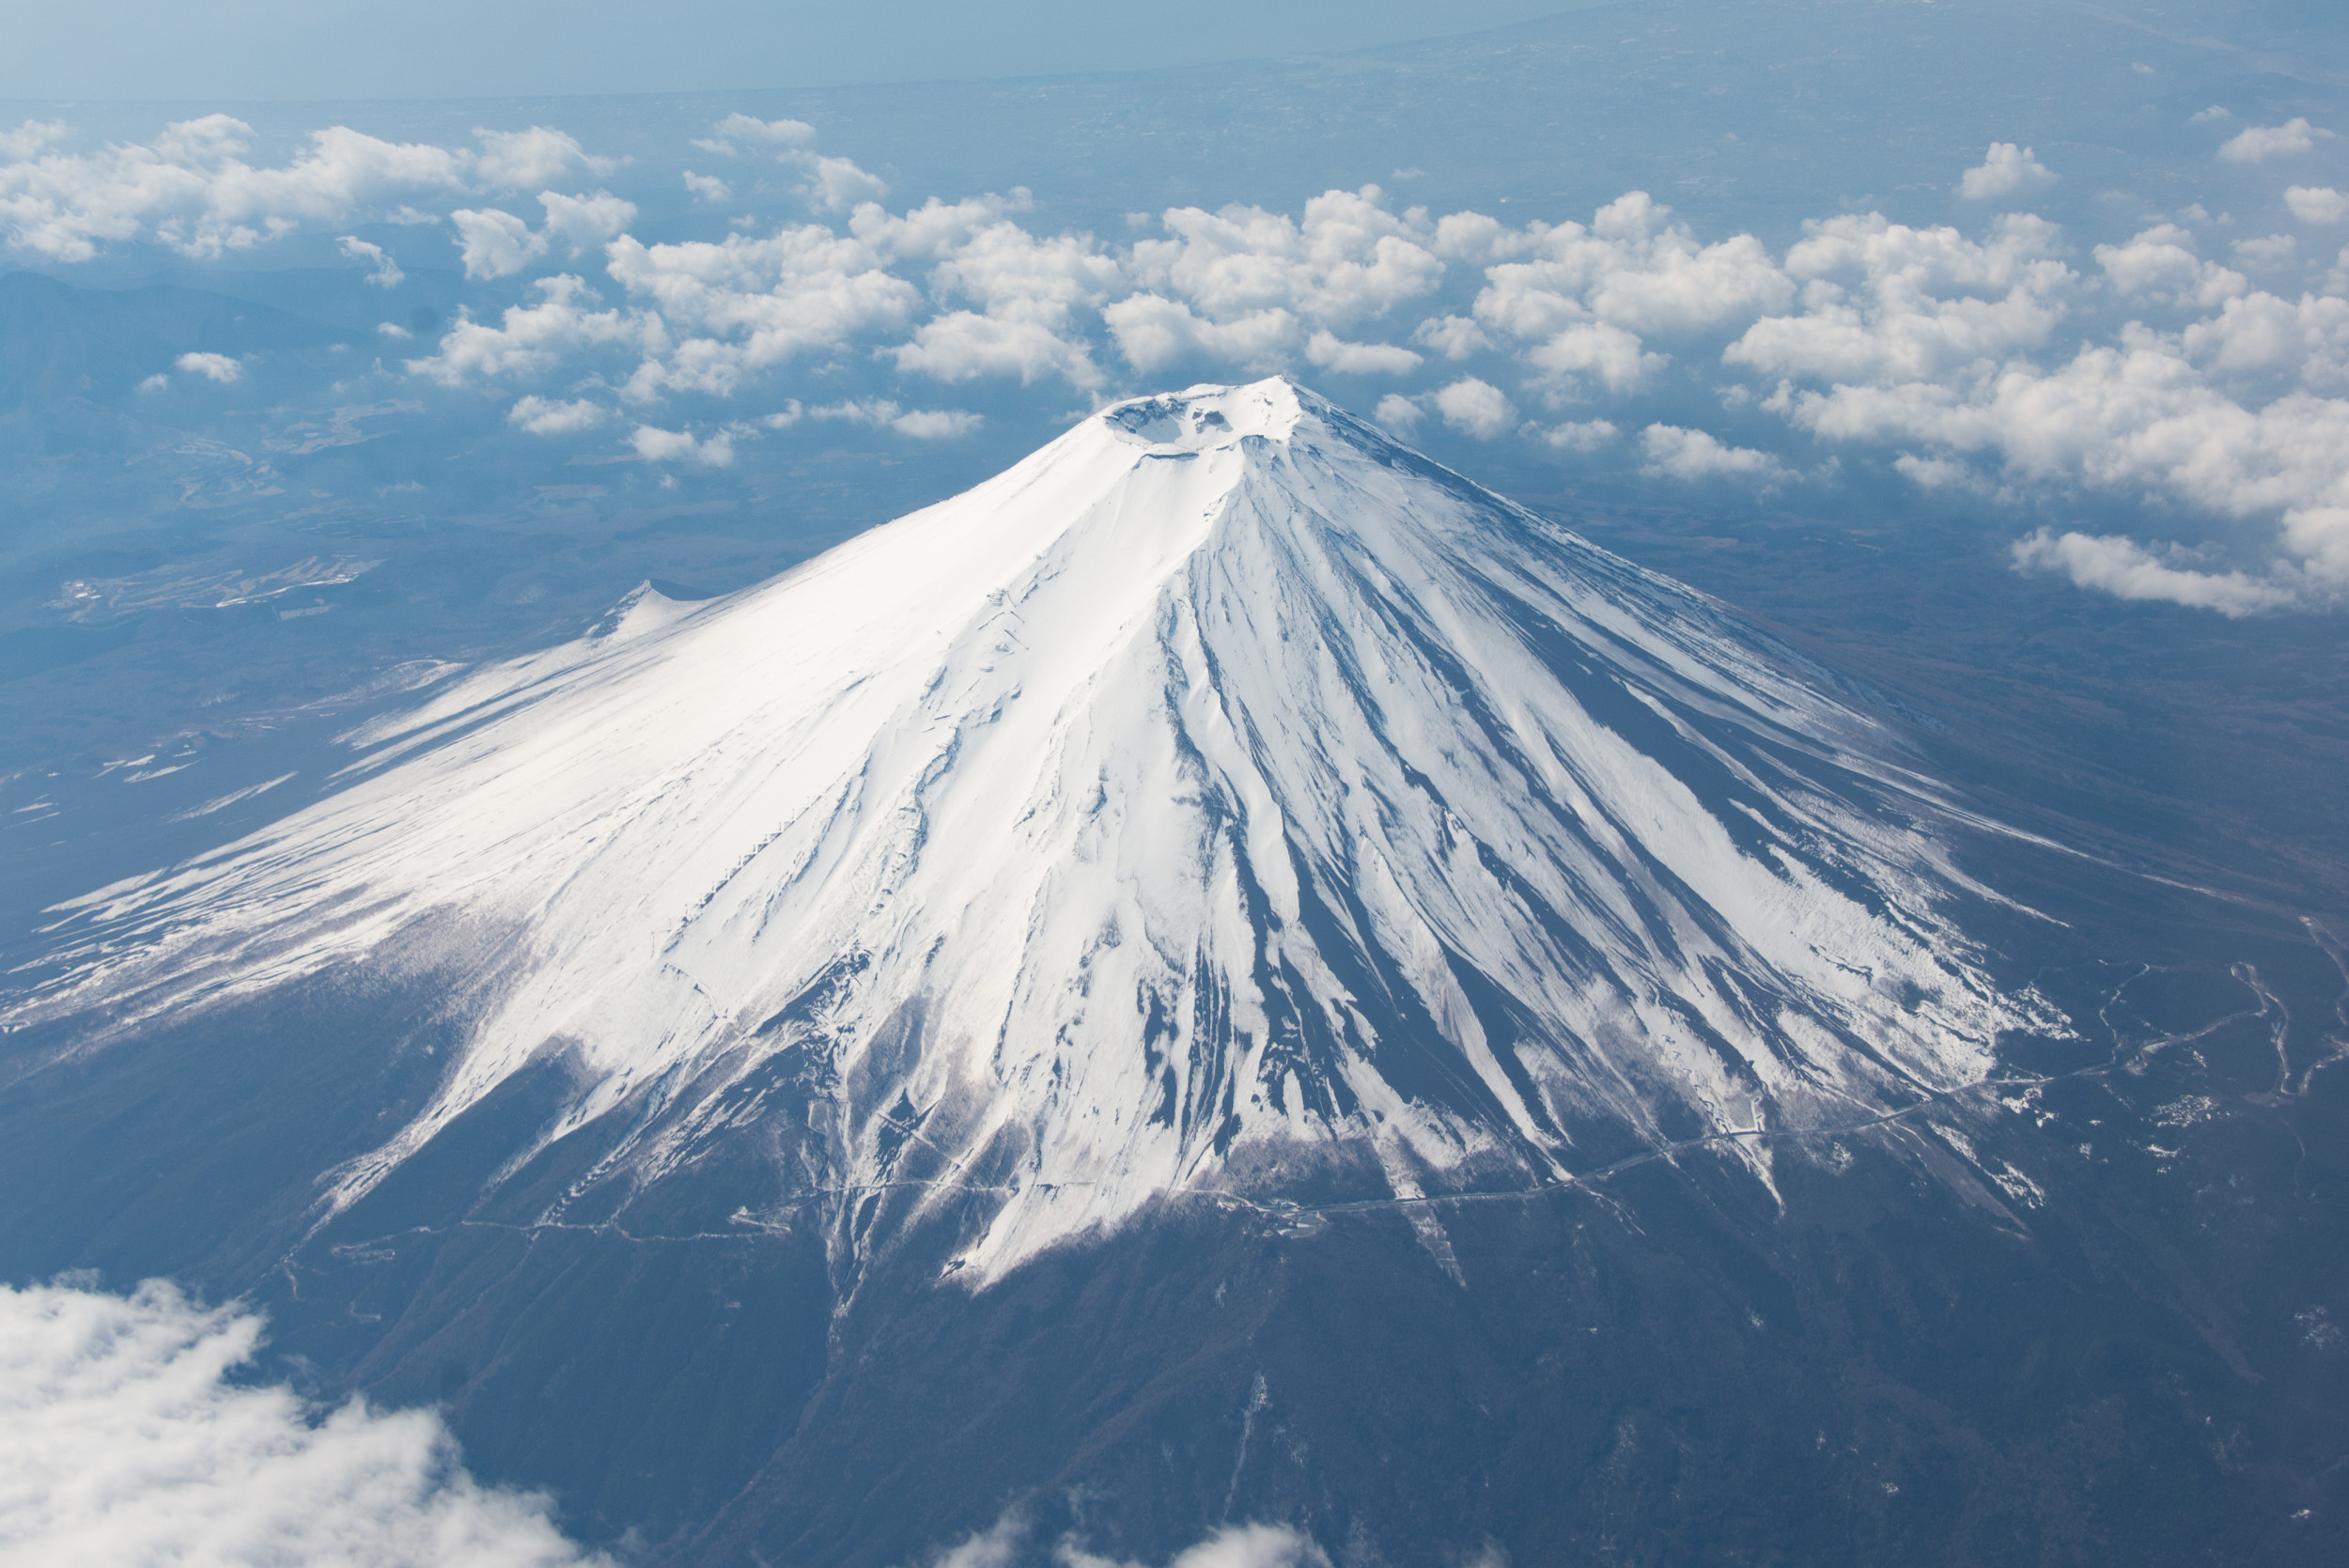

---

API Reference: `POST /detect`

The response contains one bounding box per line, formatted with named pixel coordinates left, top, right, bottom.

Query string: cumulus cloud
left=470, top=126, right=614, bottom=190
left=1056, top=1524, right=1331, bottom=1568
left=2219, top=118, right=2335, bottom=163
left=0, top=1277, right=601, bottom=1567
left=790, top=151, right=891, bottom=212
left=0, top=117, right=69, bottom=160
left=891, top=216, right=1119, bottom=388
left=86, top=113, right=2311, bottom=616
left=408, top=273, right=662, bottom=386
left=602, top=226, right=918, bottom=396
left=1303, top=331, right=1422, bottom=376
left=1411, top=314, right=1491, bottom=359
left=1958, top=142, right=2058, bottom=200
left=0, top=116, right=618, bottom=262
left=692, top=114, right=817, bottom=156
left=2232, top=233, right=2298, bottom=271
left=793, top=398, right=983, bottom=438
left=1641, top=424, right=1793, bottom=484
left=682, top=170, right=730, bottom=203
left=2012, top=527, right=2306, bottom=614
left=630, top=424, right=736, bottom=466
left=538, top=190, right=636, bottom=254
left=1433, top=377, right=1517, bottom=438
left=449, top=207, right=542, bottom=279
left=1777, top=331, right=2349, bottom=596
left=1530, top=418, right=1618, bottom=452
left=2242, top=120, right=2342, bottom=169
left=175, top=350, right=241, bottom=383
left=2094, top=224, right=2246, bottom=308
left=1467, top=192, right=1788, bottom=395
left=1373, top=393, right=1423, bottom=435
left=2285, top=186, right=2349, bottom=226
left=1727, top=212, right=2075, bottom=384
left=926, top=1507, right=1328, bottom=1568
left=1130, top=186, right=1443, bottom=328
left=507, top=396, right=608, bottom=435
left=1104, top=295, right=1296, bottom=374
left=336, top=234, right=403, bottom=287
left=445, top=193, right=633, bottom=280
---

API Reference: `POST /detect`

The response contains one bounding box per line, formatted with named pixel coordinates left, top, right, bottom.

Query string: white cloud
left=1303, top=330, right=1422, bottom=376
left=889, top=408, right=984, bottom=438
left=1103, top=294, right=1296, bottom=374
left=0, top=1278, right=602, bottom=1568
left=2180, top=289, right=2349, bottom=387
left=602, top=226, right=918, bottom=396
left=376, top=321, right=412, bottom=339
left=469, top=126, right=614, bottom=191
left=0, top=116, right=474, bottom=261
left=892, top=218, right=1120, bottom=388
left=1524, top=320, right=1665, bottom=391
left=135, top=372, right=168, bottom=394
left=507, top=396, right=608, bottom=435
left=692, top=114, right=817, bottom=156
left=1530, top=418, right=1617, bottom=452
left=1433, top=377, right=1517, bottom=438
left=1411, top=314, right=1492, bottom=359
left=448, top=207, right=543, bottom=279
left=2287, top=186, right=2349, bottom=225
left=801, top=398, right=982, bottom=438
left=452, top=190, right=638, bottom=281
left=1373, top=393, right=1423, bottom=435
left=2011, top=528, right=2305, bottom=614
left=930, top=1507, right=1327, bottom=1568
left=1957, top=143, right=2058, bottom=201
left=787, top=151, right=889, bottom=212
left=1780, top=334, right=2349, bottom=595
left=1729, top=212, right=2074, bottom=383
left=1056, top=1523, right=1332, bottom=1568
left=2093, top=224, right=2246, bottom=308
left=2231, top=233, right=2298, bottom=271
left=1641, top=424, right=1793, bottom=483
left=1471, top=193, right=1792, bottom=348
left=630, top=424, right=735, bottom=466
left=336, top=234, right=403, bottom=287
left=894, top=312, right=1100, bottom=386
left=175, top=351, right=241, bottom=383
left=538, top=190, right=635, bottom=255
left=2218, top=117, right=2335, bottom=163
left=1128, top=185, right=1443, bottom=328
left=0, top=118, right=68, bottom=160
left=1893, top=452, right=1991, bottom=491
left=682, top=170, right=730, bottom=203
left=0, top=116, right=619, bottom=263
left=408, top=273, right=662, bottom=386
left=2189, top=105, right=2232, bottom=126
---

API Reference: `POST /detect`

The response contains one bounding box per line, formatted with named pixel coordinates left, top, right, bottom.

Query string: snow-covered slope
left=12, top=380, right=2035, bottom=1281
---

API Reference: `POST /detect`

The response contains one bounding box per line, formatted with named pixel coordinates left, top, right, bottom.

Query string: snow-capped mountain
left=12, top=379, right=2034, bottom=1281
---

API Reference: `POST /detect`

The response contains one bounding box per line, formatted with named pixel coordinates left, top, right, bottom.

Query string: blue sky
left=0, top=0, right=1600, bottom=100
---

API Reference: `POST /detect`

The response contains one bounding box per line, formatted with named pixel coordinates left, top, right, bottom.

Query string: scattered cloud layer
left=11, top=108, right=2349, bottom=615
left=0, top=1277, right=602, bottom=1567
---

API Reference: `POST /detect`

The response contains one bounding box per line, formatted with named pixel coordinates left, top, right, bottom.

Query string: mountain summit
left=19, top=378, right=2030, bottom=1281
